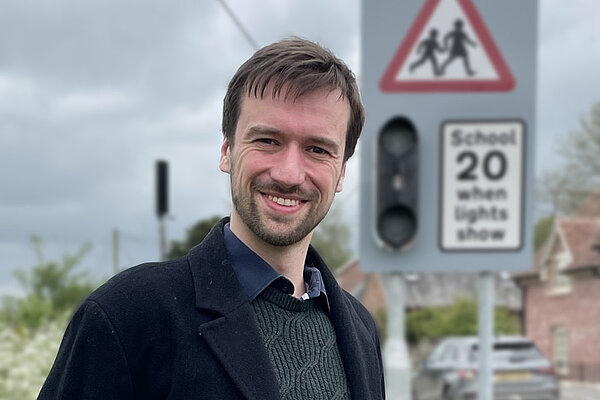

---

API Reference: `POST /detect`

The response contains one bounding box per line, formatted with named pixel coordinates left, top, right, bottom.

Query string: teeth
left=267, top=195, right=299, bottom=207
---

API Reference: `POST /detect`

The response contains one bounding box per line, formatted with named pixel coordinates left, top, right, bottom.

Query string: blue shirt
left=223, top=223, right=329, bottom=311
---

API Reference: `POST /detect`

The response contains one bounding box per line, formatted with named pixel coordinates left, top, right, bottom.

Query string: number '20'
left=457, top=151, right=507, bottom=181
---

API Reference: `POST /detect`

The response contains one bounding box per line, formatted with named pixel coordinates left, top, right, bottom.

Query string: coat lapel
left=307, top=246, right=384, bottom=400
left=199, top=305, right=280, bottom=400
left=187, top=220, right=280, bottom=400
left=186, top=220, right=383, bottom=400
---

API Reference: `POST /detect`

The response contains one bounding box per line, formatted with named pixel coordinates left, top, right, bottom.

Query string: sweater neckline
left=258, top=286, right=319, bottom=312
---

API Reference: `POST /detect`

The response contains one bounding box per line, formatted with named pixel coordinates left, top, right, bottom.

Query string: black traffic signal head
left=156, top=160, right=169, bottom=217
left=376, top=116, right=418, bottom=250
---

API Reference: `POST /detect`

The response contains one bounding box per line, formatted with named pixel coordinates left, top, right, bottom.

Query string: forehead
left=236, top=86, right=350, bottom=138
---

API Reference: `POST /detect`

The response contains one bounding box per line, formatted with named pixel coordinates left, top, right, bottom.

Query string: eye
left=309, top=146, right=330, bottom=156
left=256, top=138, right=276, bottom=145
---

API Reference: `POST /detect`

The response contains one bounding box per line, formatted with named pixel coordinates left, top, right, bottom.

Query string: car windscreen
left=469, top=342, right=544, bottom=364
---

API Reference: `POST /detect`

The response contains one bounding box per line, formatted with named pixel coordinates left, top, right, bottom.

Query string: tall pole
left=156, top=160, right=169, bottom=261
left=382, top=273, right=411, bottom=400
left=159, top=217, right=167, bottom=261
left=112, top=229, right=120, bottom=274
left=478, top=271, right=495, bottom=400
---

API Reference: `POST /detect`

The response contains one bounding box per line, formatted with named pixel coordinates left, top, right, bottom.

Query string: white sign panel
left=441, top=120, right=524, bottom=250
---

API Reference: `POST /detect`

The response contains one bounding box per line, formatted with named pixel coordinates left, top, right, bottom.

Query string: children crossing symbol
left=380, top=0, right=515, bottom=92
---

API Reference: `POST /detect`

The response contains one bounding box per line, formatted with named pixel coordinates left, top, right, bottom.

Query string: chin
left=255, top=222, right=311, bottom=247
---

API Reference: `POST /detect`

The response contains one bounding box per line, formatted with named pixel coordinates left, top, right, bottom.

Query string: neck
left=229, top=212, right=312, bottom=298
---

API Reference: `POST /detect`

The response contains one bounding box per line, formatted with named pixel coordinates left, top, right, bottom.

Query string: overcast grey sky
left=1, top=0, right=599, bottom=296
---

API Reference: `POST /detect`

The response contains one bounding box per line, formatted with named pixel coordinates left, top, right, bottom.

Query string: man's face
left=220, top=86, right=349, bottom=247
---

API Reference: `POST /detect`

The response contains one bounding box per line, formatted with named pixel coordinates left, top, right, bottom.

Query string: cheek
left=231, top=152, right=269, bottom=183
left=310, top=164, right=343, bottom=196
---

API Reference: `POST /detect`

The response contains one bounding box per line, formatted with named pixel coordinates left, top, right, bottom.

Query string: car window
left=428, top=342, right=449, bottom=364
left=440, top=344, right=459, bottom=362
left=469, top=342, right=544, bottom=363
left=427, top=341, right=460, bottom=367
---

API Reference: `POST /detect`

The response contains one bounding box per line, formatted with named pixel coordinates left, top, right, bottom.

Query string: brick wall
left=525, top=274, right=600, bottom=365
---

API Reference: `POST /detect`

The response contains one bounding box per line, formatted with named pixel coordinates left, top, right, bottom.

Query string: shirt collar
left=223, top=223, right=329, bottom=309
left=304, top=265, right=325, bottom=299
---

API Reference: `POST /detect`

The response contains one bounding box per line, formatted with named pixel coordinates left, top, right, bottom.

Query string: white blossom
left=0, top=314, right=69, bottom=400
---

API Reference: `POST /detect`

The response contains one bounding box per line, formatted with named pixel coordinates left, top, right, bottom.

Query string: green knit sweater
left=251, top=286, right=351, bottom=400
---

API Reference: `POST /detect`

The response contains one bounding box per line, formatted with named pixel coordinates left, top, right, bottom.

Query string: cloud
left=50, top=88, right=139, bottom=120
left=536, top=0, right=600, bottom=171
left=0, top=0, right=598, bottom=293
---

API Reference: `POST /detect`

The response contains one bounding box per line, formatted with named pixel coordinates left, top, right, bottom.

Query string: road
left=561, top=382, right=600, bottom=400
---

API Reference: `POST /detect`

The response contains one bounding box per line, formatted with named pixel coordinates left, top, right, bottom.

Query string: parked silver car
left=412, top=336, right=560, bottom=400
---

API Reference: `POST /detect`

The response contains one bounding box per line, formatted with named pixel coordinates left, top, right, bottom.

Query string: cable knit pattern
left=251, top=286, right=351, bottom=400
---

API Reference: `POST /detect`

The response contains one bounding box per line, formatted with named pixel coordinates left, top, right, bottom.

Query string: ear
left=335, top=163, right=346, bottom=193
left=219, top=138, right=231, bottom=174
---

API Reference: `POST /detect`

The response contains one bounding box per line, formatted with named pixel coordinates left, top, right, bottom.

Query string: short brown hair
left=222, top=37, right=364, bottom=163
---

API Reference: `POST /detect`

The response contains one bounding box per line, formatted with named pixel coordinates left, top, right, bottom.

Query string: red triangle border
left=379, top=0, right=515, bottom=93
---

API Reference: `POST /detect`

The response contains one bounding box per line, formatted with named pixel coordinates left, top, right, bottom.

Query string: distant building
left=514, top=191, right=600, bottom=381
left=335, top=259, right=523, bottom=338
left=336, top=260, right=521, bottom=313
left=335, top=260, right=386, bottom=315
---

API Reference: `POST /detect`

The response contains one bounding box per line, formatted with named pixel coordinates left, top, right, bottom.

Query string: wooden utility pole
left=156, top=160, right=169, bottom=261
left=112, top=229, right=120, bottom=275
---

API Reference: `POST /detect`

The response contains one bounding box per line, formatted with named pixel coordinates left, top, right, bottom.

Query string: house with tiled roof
left=335, top=260, right=386, bottom=318
left=335, top=260, right=523, bottom=339
left=514, top=191, right=600, bottom=381
left=336, top=259, right=524, bottom=364
left=335, top=260, right=522, bottom=315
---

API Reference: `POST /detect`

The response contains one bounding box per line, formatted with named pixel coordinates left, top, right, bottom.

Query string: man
left=39, top=37, right=385, bottom=400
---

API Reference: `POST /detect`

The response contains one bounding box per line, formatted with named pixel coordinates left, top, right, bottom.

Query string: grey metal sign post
left=360, top=0, right=538, bottom=398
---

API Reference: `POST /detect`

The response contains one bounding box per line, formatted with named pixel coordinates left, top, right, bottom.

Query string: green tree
left=167, top=216, right=222, bottom=259
left=310, top=206, right=354, bottom=271
left=406, top=297, right=519, bottom=344
left=534, top=216, right=555, bottom=251
left=0, top=236, right=98, bottom=330
left=537, top=101, right=600, bottom=215
left=168, top=212, right=354, bottom=271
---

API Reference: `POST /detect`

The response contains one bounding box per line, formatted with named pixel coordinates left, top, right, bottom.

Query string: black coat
left=39, top=219, right=385, bottom=399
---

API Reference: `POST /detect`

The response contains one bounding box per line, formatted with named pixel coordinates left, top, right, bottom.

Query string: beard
left=231, top=177, right=331, bottom=247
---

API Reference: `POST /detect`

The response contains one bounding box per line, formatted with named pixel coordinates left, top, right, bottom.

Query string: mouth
left=259, top=191, right=308, bottom=213
left=251, top=180, right=316, bottom=215
left=265, top=194, right=303, bottom=207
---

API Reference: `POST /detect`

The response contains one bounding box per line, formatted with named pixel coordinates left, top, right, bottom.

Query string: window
left=440, top=344, right=459, bottom=362
left=469, top=341, right=544, bottom=363
left=552, top=325, right=570, bottom=376
left=428, top=342, right=447, bottom=364
left=427, top=341, right=459, bottom=368
left=549, top=252, right=572, bottom=295
left=540, top=261, right=548, bottom=281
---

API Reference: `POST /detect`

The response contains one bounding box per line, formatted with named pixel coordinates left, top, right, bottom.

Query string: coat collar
left=306, top=246, right=384, bottom=400
left=187, top=218, right=280, bottom=400
left=188, top=217, right=246, bottom=314
left=186, top=218, right=382, bottom=400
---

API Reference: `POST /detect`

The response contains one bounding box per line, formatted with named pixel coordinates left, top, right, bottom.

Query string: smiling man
left=39, top=38, right=385, bottom=400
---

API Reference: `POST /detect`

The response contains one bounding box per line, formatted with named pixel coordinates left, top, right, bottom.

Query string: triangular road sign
left=380, top=0, right=515, bottom=92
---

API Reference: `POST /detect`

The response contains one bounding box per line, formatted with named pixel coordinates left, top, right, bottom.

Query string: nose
left=270, top=145, right=306, bottom=187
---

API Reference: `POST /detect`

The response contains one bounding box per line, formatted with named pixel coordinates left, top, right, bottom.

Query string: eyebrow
left=246, top=125, right=341, bottom=155
left=307, top=136, right=340, bottom=154
left=246, top=125, right=282, bottom=136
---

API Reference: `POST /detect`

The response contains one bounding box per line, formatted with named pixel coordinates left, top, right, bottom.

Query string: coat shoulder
left=340, top=288, right=379, bottom=336
left=87, top=256, right=195, bottom=321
